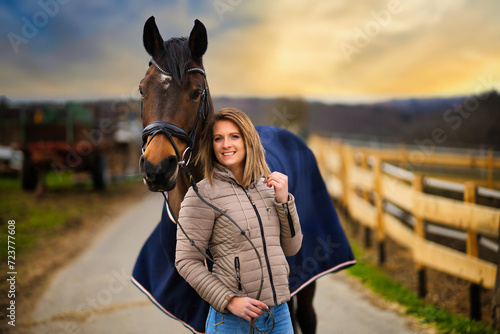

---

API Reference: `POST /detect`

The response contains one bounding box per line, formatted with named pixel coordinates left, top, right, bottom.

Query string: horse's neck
left=168, top=182, right=187, bottom=219
left=169, top=165, right=203, bottom=218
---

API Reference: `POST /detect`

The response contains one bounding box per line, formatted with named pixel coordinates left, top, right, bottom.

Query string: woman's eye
left=214, top=137, right=222, bottom=142
left=231, top=135, right=239, bottom=139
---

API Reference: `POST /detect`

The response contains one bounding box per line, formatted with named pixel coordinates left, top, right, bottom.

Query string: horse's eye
left=138, top=86, right=144, bottom=97
left=191, top=90, right=202, bottom=101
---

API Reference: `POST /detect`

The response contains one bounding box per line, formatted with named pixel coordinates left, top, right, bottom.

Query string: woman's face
left=213, top=120, right=246, bottom=173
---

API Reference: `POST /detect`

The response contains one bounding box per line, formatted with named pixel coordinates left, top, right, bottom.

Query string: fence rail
left=308, top=134, right=500, bottom=320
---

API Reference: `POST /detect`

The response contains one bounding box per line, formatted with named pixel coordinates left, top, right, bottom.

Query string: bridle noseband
left=141, top=59, right=210, bottom=166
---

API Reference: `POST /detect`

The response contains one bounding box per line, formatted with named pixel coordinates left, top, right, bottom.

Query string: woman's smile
left=213, top=120, right=246, bottom=176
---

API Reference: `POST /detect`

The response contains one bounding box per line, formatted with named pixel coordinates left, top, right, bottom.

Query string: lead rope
left=166, top=168, right=274, bottom=334
left=161, top=191, right=244, bottom=287
left=231, top=183, right=252, bottom=238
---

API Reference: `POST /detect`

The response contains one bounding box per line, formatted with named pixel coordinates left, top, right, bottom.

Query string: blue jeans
left=205, top=302, right=293, bottom=334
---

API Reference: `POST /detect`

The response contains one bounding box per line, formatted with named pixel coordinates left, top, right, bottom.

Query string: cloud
left=0, top=0, right=205, bottom=100
left=1, top=0, right=499, bottom=101
left=205, top=0, right=500, bottom=99
left=205, top=1, right=351, bottom=96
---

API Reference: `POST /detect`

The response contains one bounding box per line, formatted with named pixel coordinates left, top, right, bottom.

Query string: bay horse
left=132, top=16, right=355, bottom=334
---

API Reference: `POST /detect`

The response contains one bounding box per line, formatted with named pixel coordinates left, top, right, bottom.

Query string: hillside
left=2, top=90, right=499, bottom=150
left=213, top=90, right=500, bottom=150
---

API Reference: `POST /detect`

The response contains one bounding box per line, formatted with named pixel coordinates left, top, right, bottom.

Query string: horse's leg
left=287, top=297, right=299, bottom=333
left=296, top=281, right=317, bottom=334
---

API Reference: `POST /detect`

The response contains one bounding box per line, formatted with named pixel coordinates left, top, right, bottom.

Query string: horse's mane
left=160, top=37, right=191, bottom=83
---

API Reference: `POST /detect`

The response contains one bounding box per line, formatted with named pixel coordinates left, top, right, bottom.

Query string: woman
left=175, top=108, right=302, bottom=333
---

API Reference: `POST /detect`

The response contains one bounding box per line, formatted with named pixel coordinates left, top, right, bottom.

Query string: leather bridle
left=141, top=59, right=210, bottom=167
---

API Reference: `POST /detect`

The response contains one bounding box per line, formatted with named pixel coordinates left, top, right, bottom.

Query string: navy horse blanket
left=132, top=126, right=355, bottom=333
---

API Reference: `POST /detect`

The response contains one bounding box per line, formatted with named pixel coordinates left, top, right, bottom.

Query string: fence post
left=342, top=143, right=355, bottom=234
left=398, top=143, right=408, bottom=170
left=373, top=156, right=385, bottom=265
left=487, top=150, right=494, bottom=189
left=360, top=152, right=372, bottom=248
left=413, top=174, right=427, bottom=298
left=493, top=221, right=500, bottom=329
left=464, top=181, right=481, bottom=321
left=339, top=142, right=349, bottom=215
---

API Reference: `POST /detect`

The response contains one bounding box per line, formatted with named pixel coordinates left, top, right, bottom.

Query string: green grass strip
left=346, top=242, right=498, bottom=334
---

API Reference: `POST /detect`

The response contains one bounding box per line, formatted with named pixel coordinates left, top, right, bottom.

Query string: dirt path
left=15, top=193, right=434, bottom=334
left=0, top=180, right=150, bottom=333
left=22, top=193, right=185, bottom=333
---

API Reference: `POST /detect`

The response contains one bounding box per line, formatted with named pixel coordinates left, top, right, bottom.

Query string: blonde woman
left=175, top=108, right=302, bottom=333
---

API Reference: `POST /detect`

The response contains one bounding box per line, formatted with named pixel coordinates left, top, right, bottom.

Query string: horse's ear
left=188, top=19, right=207, bottom=61
left=143, top=16, right=165, bottom=57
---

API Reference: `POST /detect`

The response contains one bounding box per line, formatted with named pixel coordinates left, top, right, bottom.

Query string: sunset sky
left=1, top=0, right=499, bottom=102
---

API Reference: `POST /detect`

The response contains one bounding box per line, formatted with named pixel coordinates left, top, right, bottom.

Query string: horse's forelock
left=160, top=37, right=191, bottom=83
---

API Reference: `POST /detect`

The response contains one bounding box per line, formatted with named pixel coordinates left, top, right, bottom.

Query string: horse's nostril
left=140, top=155, right=178, bottom=187
left=159, top=156, right=179, bottom=179
left=139, top=156, right=147, bottom=178
left=164, top=155, right=178, bottom=169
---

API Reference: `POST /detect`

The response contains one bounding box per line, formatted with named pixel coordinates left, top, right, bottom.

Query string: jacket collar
left=214, top=165, right=259, bottom=188
left=213, top=165, right=236, bottom=183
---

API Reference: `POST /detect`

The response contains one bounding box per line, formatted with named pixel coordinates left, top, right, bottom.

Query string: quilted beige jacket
left=175, top=167, right=302, bottom=313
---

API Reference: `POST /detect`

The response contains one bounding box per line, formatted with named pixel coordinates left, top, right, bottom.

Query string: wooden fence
left=308, top=134, right=500, bottom=321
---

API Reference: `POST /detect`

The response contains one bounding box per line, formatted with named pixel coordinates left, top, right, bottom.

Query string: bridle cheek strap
left=140, top=65, right=209, bottom=166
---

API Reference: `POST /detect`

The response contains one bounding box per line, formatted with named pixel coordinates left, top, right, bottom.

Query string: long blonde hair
left=195, top=108, right=270, bottom=187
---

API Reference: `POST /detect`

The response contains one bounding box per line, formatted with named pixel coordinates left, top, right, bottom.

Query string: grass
left=347, top=241, right=499, bottom=334
left=0, top=174, right=73, bottom=259
left=0, top=172, right=142, bottom=260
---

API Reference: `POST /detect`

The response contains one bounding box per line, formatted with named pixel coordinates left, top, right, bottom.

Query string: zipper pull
left=282, top=202, right=296, bottom=237
left=267, top=207, right=271, bottom=220
left=234, top=257, right=242, bottom=290
left=283, top=203, right=289, bottom=215
left=245, top=190, right=255, bottom=205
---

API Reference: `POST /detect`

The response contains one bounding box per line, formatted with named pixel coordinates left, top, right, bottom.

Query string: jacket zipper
left=282, top=203, right=296, bottom=238
left=234, top=256, right=242, bottom=290
left=241, top=186, right=278, bottom=306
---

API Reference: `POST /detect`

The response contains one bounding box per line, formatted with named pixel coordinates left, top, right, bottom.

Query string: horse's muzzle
left=139, top=154, right=178, bottom=192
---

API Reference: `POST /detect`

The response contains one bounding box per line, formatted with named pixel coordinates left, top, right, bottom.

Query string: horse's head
left=139, top=17, right=212, bottom=192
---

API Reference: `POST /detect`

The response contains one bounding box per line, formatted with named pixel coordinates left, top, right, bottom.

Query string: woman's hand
left=264, top=172, right=289, bottom=203
left=226, top=297, right=269, bottom=321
